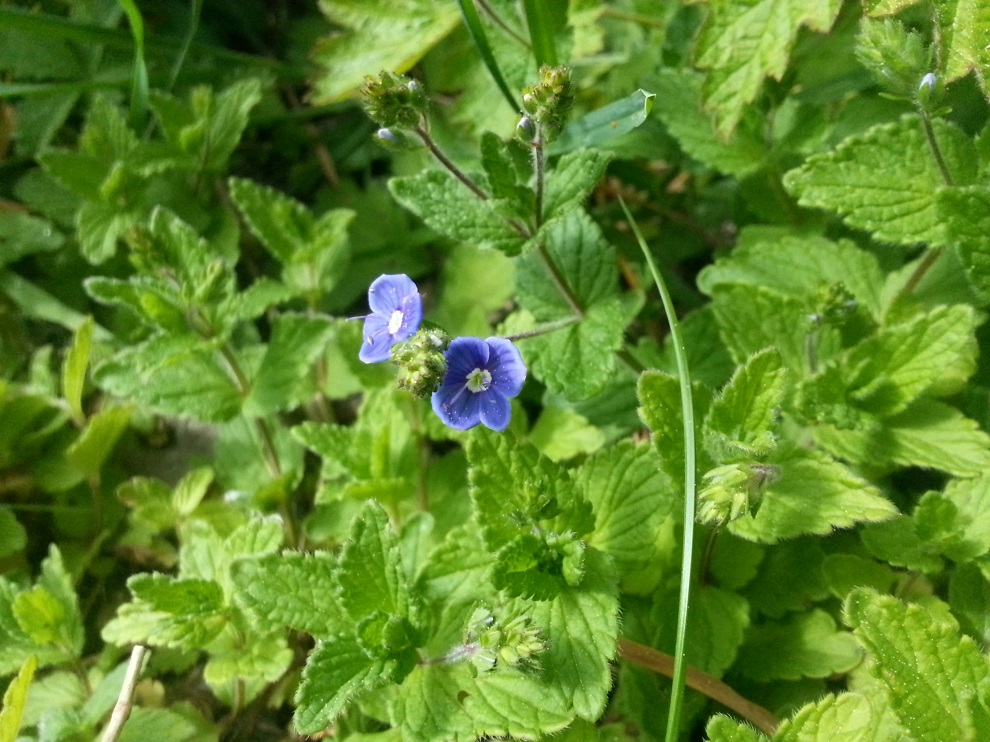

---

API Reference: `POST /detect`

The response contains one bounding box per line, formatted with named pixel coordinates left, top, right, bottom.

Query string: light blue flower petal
left=359, top=315, right=393, bottom=363
left=478, top=390, right=512, bottom=431
left=431, top=382, right=484, bottom=430
left=485, top=337, right=526, bottom=398
left=445, top=337, right=490, bottom=378
left=367, top=274, right=420, bottom=316
left=394, top=293, right=424, bottom=342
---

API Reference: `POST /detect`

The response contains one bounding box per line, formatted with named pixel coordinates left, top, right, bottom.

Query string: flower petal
left=359, top=315, right=393, bottom=363
left=445, top=337, right=490, bottom=379
left=485, top=337, right=526, bottom=398
left=478, top=390, right=512, bottom=431
left=431, top=381, right=485, bottom=431
left=367, top=274, right=420, bottom=316
left=393, top=293, right=423, bottom=342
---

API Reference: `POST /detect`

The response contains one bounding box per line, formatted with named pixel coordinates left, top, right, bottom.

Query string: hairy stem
left=414, top=125, right=489, bottom=200
left=533, top=133, right=545, bottom=228
left=618, top=638, right=780, bottom=737
left=919, top=111, right=954, bottom=186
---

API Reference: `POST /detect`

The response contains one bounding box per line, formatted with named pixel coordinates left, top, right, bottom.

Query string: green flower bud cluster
left=855, top=18, right=932, bottom=101
left=360, top=71, right=428, bottom=148
left=390, top=327, right=450, bottom=398
left=457, top=606, right=546, bottom=674
left=697, top=462, right=778, bottom=527
left=810, top=282, right=857, bottom=328
left=520, top=65, right=574, bottom=143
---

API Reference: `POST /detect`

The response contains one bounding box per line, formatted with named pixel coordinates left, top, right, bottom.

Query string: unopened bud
left=917, top=72, right=936, bottom=108
left=515, top=115, right=535, bottom=142
left=390, top=327, right=450, bottom=398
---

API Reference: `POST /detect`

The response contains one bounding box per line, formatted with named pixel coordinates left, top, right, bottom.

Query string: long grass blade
left=618, top=196, right=697, bottom=742
left=456, top=0, right=520, bottom=112
left=166, top=0, right=203, bottom=92
left=521, top=0, right=557, bottom=67
left=116, top=0, right=149, bottom=129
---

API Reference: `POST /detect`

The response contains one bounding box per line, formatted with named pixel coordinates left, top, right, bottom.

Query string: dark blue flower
left=359, top=274, right=423, bottom=363
left=431, top=337, right=526, bottom=431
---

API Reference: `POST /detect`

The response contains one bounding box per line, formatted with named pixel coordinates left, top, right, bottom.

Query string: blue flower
left=359, top=274, right=423, bottom=363
left=431, top=337, right=526, bottom=431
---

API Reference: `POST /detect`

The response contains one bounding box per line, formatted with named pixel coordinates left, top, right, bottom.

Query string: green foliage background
left=1, top=0, right=989, bottom=741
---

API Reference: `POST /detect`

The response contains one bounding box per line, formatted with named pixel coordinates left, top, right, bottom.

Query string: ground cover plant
left=1, top=0, right=990, bottom=740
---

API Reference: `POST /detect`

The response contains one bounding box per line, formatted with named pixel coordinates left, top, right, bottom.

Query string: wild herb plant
left=1, top=1, right=989, bottom=741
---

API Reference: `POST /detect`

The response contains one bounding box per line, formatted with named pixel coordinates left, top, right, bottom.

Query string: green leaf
left=708, top=285, right=812, bottom=370
left=845, top=589, right=990, bottom=741
left=698, top=229, right=886, bottom=321
left=934, top=0, right=990, bottom=88
left=705, top=714, right=767, bottom=742
left=389, top=170, right=526, bottom=255
left=0, top=211, right=63, bottom=268
left=729, top=449, right=897, bottom=543
left=337, top=501, right=414, bottom=623
left=784, top=115, right=976, bottom=246
left=0, top=509, right=26, bottom=559
left=694, top=0, right=841, bottom=137
left=542, top=149, right=613, bottom=220
left=0, top=655, right=37, bottom=742
left=682, top=587, right=750, bottom=677
left=310, top=0, right=460, bottom=103
left=113, top=705, right=219, bottom=742
left=577, top=441, right=674, bottom=574
left=550, top=89, right=655, bottom=153
left=294, top=637, right=393, bottom=734
left=774, top=692, right=898, bottom=742
left=736, top=609, right=862, bottom=682
left=232, top=552, right=349, bottom=639
left=64, top=404, right=132, bottom=480
left=822, top=554, right=897, bottom=599
left=862, top=516, right=945, bottom=573
left=61, top=316, right=92, bottom=424
left=638, top=370, right=711, bottom=489
left=189, top=78, right=263, bottom=172
left=648, top=68, right=766, bottom=176
left=814, top=399, right=990, bottom=477
left=205, top=633, right=293, bottom=687
left=529, top=407, right=606, bottom=462
left=914, top=473, right=990, bottom=562
left=743, top=539, right=828, bottom=618
left=244, top=314, right=334, bottom=417
left=937, top=185, right=990, bottom=301
left=705, top=348, right=787, bottom=459
left=840, top=304, right=977, bottom=417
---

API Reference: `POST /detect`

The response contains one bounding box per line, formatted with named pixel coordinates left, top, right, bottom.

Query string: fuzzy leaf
left=694, top=0, right=841, bottom=136
left=232, top=552, right=349, bottom=639
left=294, top=637, right=393, bottom=735
left=310, top=1, right=460, bottom=103
left=729, top=449, right=897, bottom=543
left=845, top=589, right=990, bottom=741
left=577, top=440, right=674, bottom=574
left=937, top=185, right=990, bottom=301
left=736, top=609, right=862, bottom=682
left=775, top=692, right=899, bottom=742
left=542, top=149, right=613, bottom=219
left=389, top=169, right=526, bottom=255
left=705, top=715, right=767, bottom=741
left=784, top=116, right=977, bottom=246
left=935, top=0, right=990, bottom=88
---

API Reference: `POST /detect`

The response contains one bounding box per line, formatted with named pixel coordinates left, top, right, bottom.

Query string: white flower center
left=466, top=368, right=492, bottom=393
left=388, top=309, right=404, bottom=335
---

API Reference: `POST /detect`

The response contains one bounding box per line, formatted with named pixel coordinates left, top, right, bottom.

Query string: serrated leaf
left=861, top=515, right=945, bottom=573
left=698, top=229, right=885, bottom=320
left=705, top=348, right=787, bottom=459
left=310, top=1, right=460, bottom=103
left=937, top=185, right=990, bottom=301
left=113, top=705, right=219, bottom=742
left=389, top=169, right=526, bottom=255
left=0, top=655, right=36, bottom=742
left=294, top=637, right=393, bottom=734
left=205, top=634, right=293, bottom=686
left=709, top=285, right=812, bottom=370
left=775, top=692, right=896, bottom=742
left=337, top=501, right=413, bottom=623
left=845, top=589, right=990, bottom=741
left=577, top=441, right=674, bottom=573
left=695, top=0, right=841, bottom=137
left=784, top=115, right=976, bottom=245
left=171, top=466, right=213, bottom=518
left=542, top=149, right=613, bottom=219
left=814, top=398, right=990, bottom=476
left=915, top=473, right=990, bottom=561
left=729, top=449, right=897, bottom=543
left=935, top=0, right=990, bottom=88
left=232, top=551, right=349, bottom=639
left=392, top=661, right=573, bottom=742
left=822, top=554, right=897, bottom=599
left=736, top=609, right=861, bottom=682
left=244, top=314, right=334, bottom=416
left=841, top=304, right=977, bottom=417
left=648, top=68, right=766, bottom=176
left=529, top=407, right=606, bottom=462
left=190, top=78, right=262, bottom=172
left=638, top=370, right=712, bottom=488
left=705, top=714, right=767, bottom=741
left=129, top=573, right=225, bottom=616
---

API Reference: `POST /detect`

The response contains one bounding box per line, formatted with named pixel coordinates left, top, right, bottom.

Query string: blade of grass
left=116, top=0, right=149, bottom=129
left=521, top=0, right=558, bottom=67
left=456, top=0, right=520, bottom=112
left=618, top=196, right=697, bottom=742
left=166, top=0, right=203, bottom=93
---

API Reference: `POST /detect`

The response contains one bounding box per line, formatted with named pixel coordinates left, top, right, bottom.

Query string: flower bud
left=390, top=326, right=450, bottom=398
left=697, top=462, right=778, bottom=527
left=515, top=115, right=536, bottom=142
left=361, top=70, right=429, bottom=129
left=519, top=65, right=574, bottom=143
left=917, top=72, right=937, bottom=108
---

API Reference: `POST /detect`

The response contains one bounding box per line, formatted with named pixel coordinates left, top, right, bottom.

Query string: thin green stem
left=619, top=197, right=696, bottom=742
left=919, top=111, right=954, bottom=186
left=896, top=247, right=943, bottom=302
